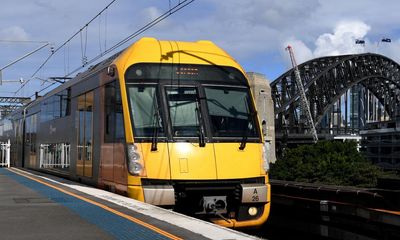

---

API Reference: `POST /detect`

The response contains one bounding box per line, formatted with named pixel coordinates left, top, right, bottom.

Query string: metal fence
left=39, top=143, right=70, bottom=169
left=0, top=140, right=10, bottom=167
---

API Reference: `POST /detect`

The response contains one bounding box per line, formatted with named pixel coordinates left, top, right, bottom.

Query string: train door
left=77, top=91, right=93, bottom=178
left=24, top=114, right=37, bottom=168
left=101, top=81, right=127, bottom=186
left=12, top=118, right=24, bottom=167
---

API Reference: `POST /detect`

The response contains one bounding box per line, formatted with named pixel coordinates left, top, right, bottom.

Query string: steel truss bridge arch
left=271, top=53, right=400, bottom=138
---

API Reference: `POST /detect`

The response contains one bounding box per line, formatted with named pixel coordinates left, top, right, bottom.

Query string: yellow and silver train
left=0, top=38, right=270, bottom=228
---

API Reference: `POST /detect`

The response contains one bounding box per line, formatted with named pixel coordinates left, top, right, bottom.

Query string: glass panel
left=40, top=143, right=70, bottom=171
left=115, top=112, right=124, bottom=141
left=76, top=95, right=85, bottom=176
left=105, top=82, right=125, bottom=142
left=104, top=83, right=116, bottom=142
left=54, top=95, right=61, bottom=119
left=125, top=63, right=247, bottom=86
left=84, top=91, right=93, bottom=177
left=127, top=85, right=164, bottom=138
left=60, top=90, right=67, bottom=117
left=115, top=84, right=124, bottom=141
left=76, top=92, right=93, bottom=177
left=166, top=87, right=199, bottom=137
left=78, top=110, right=85, bottom=160
left=204, top=87, right=258, bottom=137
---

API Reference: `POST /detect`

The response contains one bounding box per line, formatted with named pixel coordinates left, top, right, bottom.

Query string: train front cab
left=114, top=38, right=271, bottom=228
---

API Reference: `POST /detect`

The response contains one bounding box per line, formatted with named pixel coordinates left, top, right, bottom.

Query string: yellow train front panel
left=114, top=37, right=271, bottom=228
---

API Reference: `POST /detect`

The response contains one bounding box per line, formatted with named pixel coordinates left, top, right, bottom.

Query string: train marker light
left=135, top=69, right=143, bottom=77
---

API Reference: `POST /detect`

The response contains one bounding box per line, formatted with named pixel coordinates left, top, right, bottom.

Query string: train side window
left=104, top=82, right=115, bottom=143
left=104, top=81, right=124, bottom=143
left=114, top=84, right=124, bottom=141
left=40, top=88, right=71, bottom=122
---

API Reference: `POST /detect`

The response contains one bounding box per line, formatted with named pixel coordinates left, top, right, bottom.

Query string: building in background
left=247, top=72, right=276, bottom=164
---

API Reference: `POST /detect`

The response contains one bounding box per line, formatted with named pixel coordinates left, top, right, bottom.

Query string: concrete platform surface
left=0, top=168, right=258, bottom=240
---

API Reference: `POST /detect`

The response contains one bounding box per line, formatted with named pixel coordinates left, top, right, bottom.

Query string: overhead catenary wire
left=65, top=0, right=195, bottom=78
left=14, top=0, right=118, bottom=96
left=0, top=40, right=49, bottom=44
left=29, top=0, right=195, bottom=98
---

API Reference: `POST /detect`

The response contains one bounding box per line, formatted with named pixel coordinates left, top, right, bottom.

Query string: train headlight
left=127, top=143, right=144, bottom=176
left=130, top=162, right=143, bottom=175
left=262, top=142, right=270, bottom=172
left=248, top=207, right=258, bottom=216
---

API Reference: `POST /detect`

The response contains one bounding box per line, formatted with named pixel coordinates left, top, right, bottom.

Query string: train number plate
left=241, top=184, right=267, bottom=203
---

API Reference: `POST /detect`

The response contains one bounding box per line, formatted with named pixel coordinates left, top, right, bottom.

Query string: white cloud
left=314, top=21, right=370, bottom=57
left=280, top=20, right=400, bottom=66
left=0, top=26, right=29, bottom=41
left=1, top=0, right=400, bottom=96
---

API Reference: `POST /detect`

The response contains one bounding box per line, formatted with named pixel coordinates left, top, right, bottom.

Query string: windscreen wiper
left=239, top=114, right=249, bottom=150
left=239, top=98, right=251, bottom=150
left=151, top=108, right=161, bottom=151
left=195, top=105, right=206, bottom=147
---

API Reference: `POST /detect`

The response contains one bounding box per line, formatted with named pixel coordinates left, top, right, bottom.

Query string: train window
left=104, top=81, right=125, bottom=142
left=204, top=87, right=259, bottom=138
left=127, top=85, right=165, bottom=138
left=115, top=88, right=124, bottom=141
left=166, top=87, right=199, bottom=137
left=39, top=143, right=70, bottom=171
left=40, top=88, right=71, bottom=122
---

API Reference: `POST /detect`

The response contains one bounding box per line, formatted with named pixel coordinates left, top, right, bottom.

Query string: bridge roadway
left=0, top=168, right=258, bottom=240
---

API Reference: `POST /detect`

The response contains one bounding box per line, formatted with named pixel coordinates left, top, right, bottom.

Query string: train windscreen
left=126, top=85, right=165, bottom=138
left=165, top=87, right=200, bottom=137
left=204, top=86, right=258, bottom=138
left=125, top=63, right=260, bottom=142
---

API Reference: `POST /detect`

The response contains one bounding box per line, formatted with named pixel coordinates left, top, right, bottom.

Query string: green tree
left=270, top=141, right=382, bottom=187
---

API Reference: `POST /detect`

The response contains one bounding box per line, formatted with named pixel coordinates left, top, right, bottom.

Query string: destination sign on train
left=125, top=63, right=247, bottom=85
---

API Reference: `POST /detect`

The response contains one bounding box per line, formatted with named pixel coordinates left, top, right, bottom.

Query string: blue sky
left=1, top=0, right=400, bottom=98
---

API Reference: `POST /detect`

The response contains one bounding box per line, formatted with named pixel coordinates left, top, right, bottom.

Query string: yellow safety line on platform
left=8, top=168, right=182, bottom=240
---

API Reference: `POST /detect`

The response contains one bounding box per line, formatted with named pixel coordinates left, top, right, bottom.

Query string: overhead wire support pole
left=286, top=45, right=318, bottom=143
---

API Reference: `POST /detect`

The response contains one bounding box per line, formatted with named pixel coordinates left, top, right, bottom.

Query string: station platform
left=0, top=168, right=258, bottom=240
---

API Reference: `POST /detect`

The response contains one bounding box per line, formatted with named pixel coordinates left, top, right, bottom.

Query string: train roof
left=113, top=37, right=244, bottom=76
left=5, top=37, right=245, bottom=117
